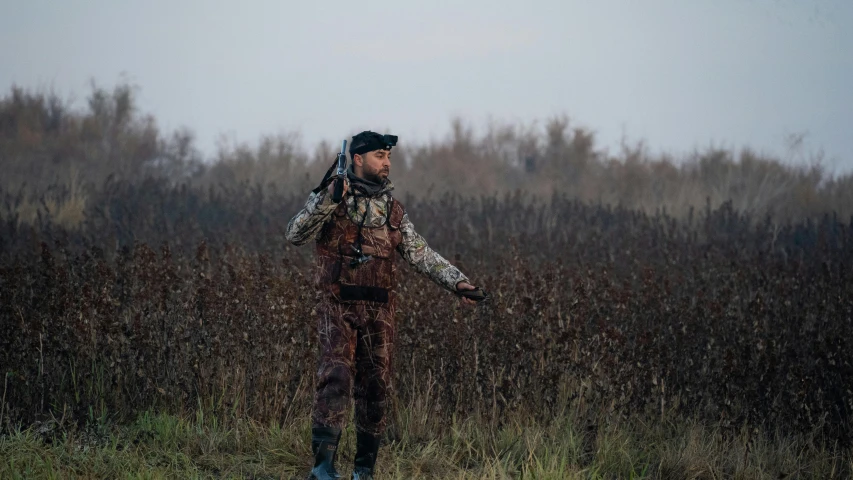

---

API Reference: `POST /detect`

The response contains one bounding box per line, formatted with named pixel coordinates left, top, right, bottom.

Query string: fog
left=2, top=0, right=851, bottom=171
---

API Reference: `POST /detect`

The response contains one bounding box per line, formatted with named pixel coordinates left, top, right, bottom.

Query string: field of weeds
left=2, top=182, right=852, bottom=478
left=1, top=83, right=852, bottom=478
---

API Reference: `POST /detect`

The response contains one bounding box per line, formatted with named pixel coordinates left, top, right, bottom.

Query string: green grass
left=2, top=406, right=849, bottom=479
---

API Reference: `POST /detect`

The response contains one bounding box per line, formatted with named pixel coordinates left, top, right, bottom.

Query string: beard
left=363, top=166, right=389, bottom=184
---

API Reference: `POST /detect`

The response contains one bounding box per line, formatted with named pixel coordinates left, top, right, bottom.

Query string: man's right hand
left=328, top=177, right=348, bottom=199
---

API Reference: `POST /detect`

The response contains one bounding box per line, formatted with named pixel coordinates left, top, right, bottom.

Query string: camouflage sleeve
left=396, top=213, right=469, bottom=293
left=284, top=189, right=339, bottom=246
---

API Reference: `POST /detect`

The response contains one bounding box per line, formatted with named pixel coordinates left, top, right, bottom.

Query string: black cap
left=349, top=131, right=398, bottom=157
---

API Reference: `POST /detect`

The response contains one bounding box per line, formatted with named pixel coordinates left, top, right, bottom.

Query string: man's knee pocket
left=319, top=364, right=353, bottom=394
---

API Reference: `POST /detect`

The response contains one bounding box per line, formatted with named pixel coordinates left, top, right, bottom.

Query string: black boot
left=309, top=427, right=342, bottom=480
left=352, top=430, right=381, bottom=480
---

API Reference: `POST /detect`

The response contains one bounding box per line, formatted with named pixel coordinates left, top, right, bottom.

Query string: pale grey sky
left=2, top=0, right=851, bottom=172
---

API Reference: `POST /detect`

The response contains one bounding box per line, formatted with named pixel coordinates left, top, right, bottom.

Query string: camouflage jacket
left=285, top=178, right=469, bottom=295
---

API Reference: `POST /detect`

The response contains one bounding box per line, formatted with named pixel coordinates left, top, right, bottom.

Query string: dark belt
left=338, top=285, right=389, bottom=303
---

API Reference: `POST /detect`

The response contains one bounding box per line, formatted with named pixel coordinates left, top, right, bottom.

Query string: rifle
left=331, top=140, right=347, bottom=203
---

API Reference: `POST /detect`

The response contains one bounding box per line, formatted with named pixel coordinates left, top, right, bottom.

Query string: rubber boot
left=352, top=430, right=381, bottom=480
left=309, top=427, right=342, bottom=480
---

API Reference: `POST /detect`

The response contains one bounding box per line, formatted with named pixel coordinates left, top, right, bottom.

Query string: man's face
left=357, top=149, right=391, bottom=183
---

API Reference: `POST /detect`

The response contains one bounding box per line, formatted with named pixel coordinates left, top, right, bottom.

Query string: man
left=285, top=131, right=481, bottom=480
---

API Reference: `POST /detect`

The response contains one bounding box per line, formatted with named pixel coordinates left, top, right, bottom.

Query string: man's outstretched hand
left=456, top=281, right=480, bottom=306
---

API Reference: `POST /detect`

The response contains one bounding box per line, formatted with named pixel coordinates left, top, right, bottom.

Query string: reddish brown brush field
left=2, top=180, right=851, bottom=444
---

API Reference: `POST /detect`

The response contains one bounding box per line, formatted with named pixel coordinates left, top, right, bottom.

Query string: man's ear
left=352, top=153, right=363, bottom=167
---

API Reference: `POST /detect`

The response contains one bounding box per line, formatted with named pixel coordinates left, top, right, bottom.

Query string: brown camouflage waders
left=285, top=161, right=470, bottom=479
left=311, top=197, right=405, bottom=436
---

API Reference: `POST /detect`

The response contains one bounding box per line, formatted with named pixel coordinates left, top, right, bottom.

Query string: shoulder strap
left=312, top=158, right=339, bottom=194
left=385, top=197, right=394, bottom=225
left=387, top=196, right=405, bottom=229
